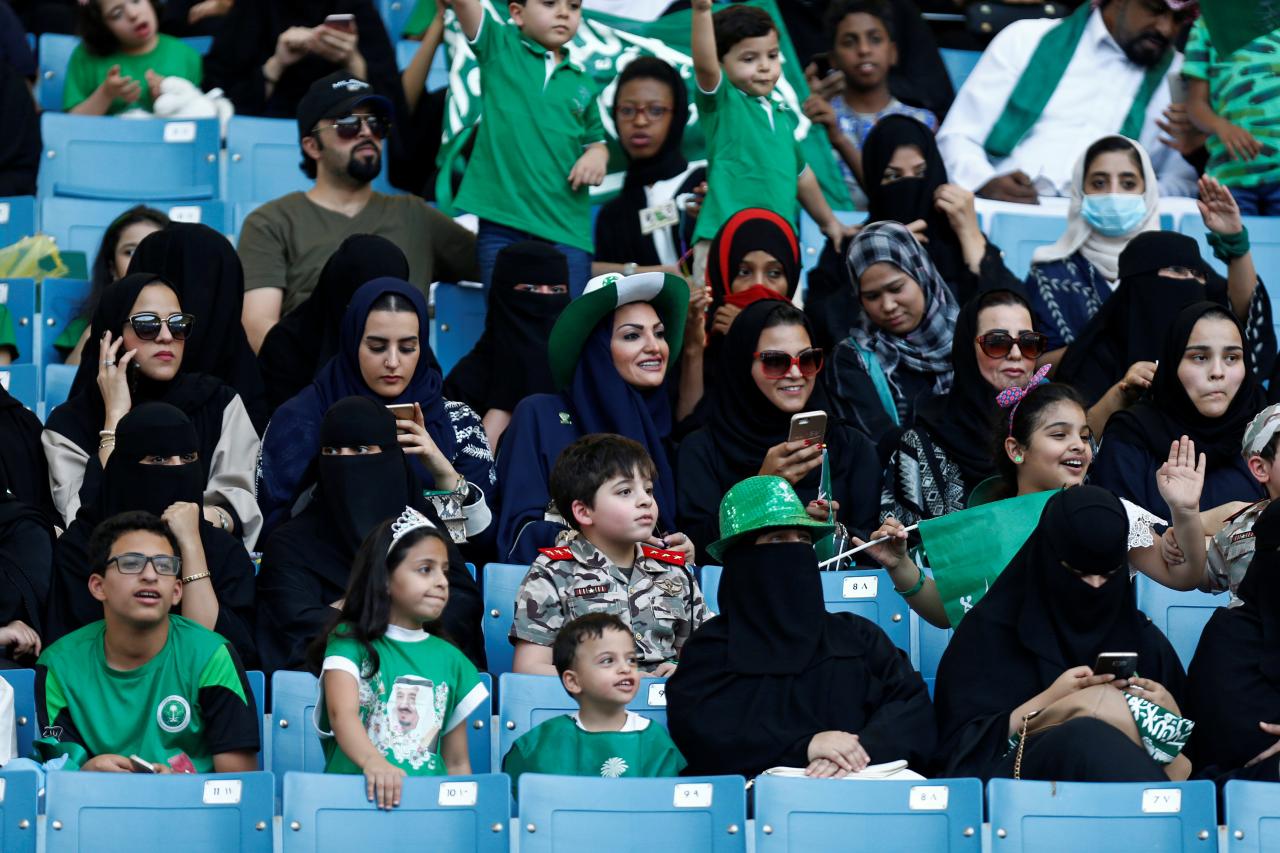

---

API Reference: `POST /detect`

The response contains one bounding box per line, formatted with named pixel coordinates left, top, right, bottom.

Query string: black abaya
left=0, top=384, right=55, bottom=525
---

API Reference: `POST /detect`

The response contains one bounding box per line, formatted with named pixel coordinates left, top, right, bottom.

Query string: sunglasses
left=106, top=553, right=182, bottom=576
left=976, top=330, right=1048, bottom=360
left=128, top=312, right=194, bottom=341
left=754, top=347, right=824, bottom=379
left=315, top=114, right=390, bottom=140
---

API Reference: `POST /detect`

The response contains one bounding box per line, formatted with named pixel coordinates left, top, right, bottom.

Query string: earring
left=1013, top=455, right=1024, bottom=464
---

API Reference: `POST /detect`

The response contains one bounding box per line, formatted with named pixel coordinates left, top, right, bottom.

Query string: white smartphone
left=324, top=13, right=356, bottom=32
left=788, top=410, right=827, bottom=444
left=1166, top=71, right=1187, bottom=104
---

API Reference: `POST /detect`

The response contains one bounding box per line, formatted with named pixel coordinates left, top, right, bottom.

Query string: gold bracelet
left=181, top=572, right=212, bottom=585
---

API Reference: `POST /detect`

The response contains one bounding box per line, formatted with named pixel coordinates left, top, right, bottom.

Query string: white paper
left=167, top=206, right=203, bottom=224
left=909, top=785, right=950, bottom=810
left=202, top=779, right=241, bottom=804
left=1141, top=788, right=1181, bottom=814
left=673, top=783, right=713, bottom=808
left=842, top=575, right=878, bottom=599
left=163, top=122, right=197, bottom=143
left=646, top=682, right=666, bottom=706
left=438, top=781, right=478, bottom=807
left=0, top=203, right=9, bottom=225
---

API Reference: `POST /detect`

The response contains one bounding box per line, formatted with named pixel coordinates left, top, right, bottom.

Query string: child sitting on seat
left=504, top=612, right=685, bottom=797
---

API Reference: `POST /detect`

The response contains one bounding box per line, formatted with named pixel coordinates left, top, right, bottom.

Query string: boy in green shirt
left=33, top=511, right=259, bottom=773
left=503, top=612, right=685, bottom=797
left=449, top=0, right=608, bottom=296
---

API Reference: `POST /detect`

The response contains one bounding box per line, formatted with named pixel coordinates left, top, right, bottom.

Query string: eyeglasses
left=616, top=105, right=672, bottom=121
left=314, top=114, right=390, bottom=140
left=106, top=553, right=182, bottom=576
left=754, top=347, right=824, bottom=379
left=976, top=330, right=1048, bottom=360
left=128, top=312, right=195, bottom=341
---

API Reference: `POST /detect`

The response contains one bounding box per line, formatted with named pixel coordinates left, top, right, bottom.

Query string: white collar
left=385, top=624, right=430, bottom=643
left=570, top=710, right=650, bottom=732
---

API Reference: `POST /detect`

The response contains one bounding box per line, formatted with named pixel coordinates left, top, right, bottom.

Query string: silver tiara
left=389, top=506, right=436, bottom=551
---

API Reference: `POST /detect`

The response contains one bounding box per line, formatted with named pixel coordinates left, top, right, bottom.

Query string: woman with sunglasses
left=47, top=403, right=257, bottom=667
left=677, top=301, right=880, bottom=556
left=829, top=221, right=960, bottom=452
left=43, top=273, right=262, bottom=549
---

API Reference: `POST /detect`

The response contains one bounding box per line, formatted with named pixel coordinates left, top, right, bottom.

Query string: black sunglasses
left=314, top=114, right=390, bottom=141
left=128, top=312, right=194, bottom=341
left=976, top=330, right=1048, bottom=360
left=755, top=347, right=824, bottom=379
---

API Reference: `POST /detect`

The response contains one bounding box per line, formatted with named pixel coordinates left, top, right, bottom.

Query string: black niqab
left=719, top=542, right=829, bottom=675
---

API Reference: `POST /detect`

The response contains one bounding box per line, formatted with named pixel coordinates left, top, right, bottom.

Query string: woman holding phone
left=677, top=301, right=880, bottom=558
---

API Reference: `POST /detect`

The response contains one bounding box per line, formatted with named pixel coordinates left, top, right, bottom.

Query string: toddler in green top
left=503, top=612, right=686, bottom=798
left=65, top=0, right=202, bottom=115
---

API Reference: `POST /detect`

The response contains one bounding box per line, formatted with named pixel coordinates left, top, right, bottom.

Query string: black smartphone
left=812, top=52, right=833, bottom=79
left=1093, top=652, right=1138, bottom=680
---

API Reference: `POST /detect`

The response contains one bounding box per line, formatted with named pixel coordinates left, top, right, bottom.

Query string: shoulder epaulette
left=537, top=546, right=575, bottom=561
left=641, top=545, right=686, bottom=566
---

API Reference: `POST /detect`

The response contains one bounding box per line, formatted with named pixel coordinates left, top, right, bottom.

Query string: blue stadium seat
left=798, top=210, right=867, bottom=275
left=986, top=779, right=1218, bottom=852
left=44, top=363, right=77, bottom=413
left=497, top=672, right=669, bottom=767
left=36, top=33, right=77, bottom=113
left=396, top=38, right=418, bottom=71
left=39, top=114, right=220, bottom=201
left=1225, top=779, right=1280, bottom=853
left=1134, top=574, right=1225, bottom=669
left=915, top=614, right=952, bottom=698
left=433, top=282, right=486, bottom=375
left=519, top=774, right=748, bottom=852
left=225, top=116, right=394, bottom=205
left=482, top=562, right=528, bottom=679
left=0, top=364, right=39, bottom=411
left=986, top=213, right=1068, bottom=281
left=939, top=49, right=981, bottom=91
left=0, top=278, right=35, bottom=363
left=378, top=0, right=419, bottom=39
left=37, top=277, right=91, bottom=370
left=700, top=564, right=722, bottom=614
left=0, top=669, right=37, bottom=764
left=1178, top=213, right=1280, bottom=286
left=753, top=776, right=983, bottom=852
left=820, top=568, right=910, bottom=654
left=40, top=199, right=229, bottom=271
left=246, top=669, right=265, bottom=769
left=0, top=769, right=39, bottom=853
left=282, top=772, right=510, bottom=853
left=45, top=771, right=274, bottom=853
left=0, top=196, right=37, bottom=248
left=395, top=40, right=451, bottom=90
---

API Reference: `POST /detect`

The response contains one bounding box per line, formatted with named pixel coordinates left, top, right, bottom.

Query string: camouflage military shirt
left=510, top=537, right=710, bottom=671
left=1206, top=499, right=1270, bottom=608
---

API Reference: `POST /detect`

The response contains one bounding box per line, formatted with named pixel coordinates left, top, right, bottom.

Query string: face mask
left=1081, top=193, right=1147, bottom=237
left=724, top=285, right=789, bottom=310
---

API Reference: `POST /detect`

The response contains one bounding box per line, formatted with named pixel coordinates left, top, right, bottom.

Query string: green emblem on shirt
left=559, top=411, right=573, bottom=426
left=157, top=694, right=191, bottom=733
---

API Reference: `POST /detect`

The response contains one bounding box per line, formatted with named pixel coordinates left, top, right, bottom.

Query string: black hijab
left=705, top=207, right=800, bottom=331
left=122, top=223, right=267, bottom=429
left=861, top=114, right=965, bottom=291
left=1105, top=301, right=1264, bottom=467
left=443, top=242, right=569, bottom=416
left=259, top=234, right=410, bottom=413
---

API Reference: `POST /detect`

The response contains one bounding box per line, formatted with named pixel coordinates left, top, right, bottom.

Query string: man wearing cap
left=666, top=476, right=934, bottom=780
left=238, top=71, right=479, bottom=352
left=937, top=0, right=1201, bottom=203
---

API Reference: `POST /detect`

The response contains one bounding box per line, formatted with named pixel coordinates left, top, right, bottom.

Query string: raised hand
left=1156, top=435, right=1206, bottom=514
left=1197, top=174, right=1243, bottom=237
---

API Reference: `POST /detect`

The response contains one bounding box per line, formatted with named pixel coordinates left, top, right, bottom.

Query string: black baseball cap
left=296, top=71, right=394, bottom=139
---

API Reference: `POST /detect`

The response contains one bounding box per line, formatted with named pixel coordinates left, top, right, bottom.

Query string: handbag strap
left=1013, top=709, right=1042, bottom=780
left=852, top=341, right=901, bottom=427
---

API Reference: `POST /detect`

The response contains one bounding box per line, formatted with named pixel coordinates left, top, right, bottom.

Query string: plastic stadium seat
left=283, top=773, right=511, bottom=853
left=916, top=615, right=953, bottom=698
left=1178, top=213, right=1280, bottom=284
left=36, top=33, right=77, bottom=113
left=1134, top=573, right=1225, bottom=669
left=821, top=568, right=910, bottom=654
left=497, top=672, right=670, bottom=766
left=37, top=277, right=91, bottom=370
left=519, top=773, right=748, bottom=852
left=0, top=196, right=36, bottom=248
left=44, top=363, right=77, bottom=413
left=986, top=213, right=1068, bottom=281
left=753, top=776, right=983, bottom=852
left=396, top=40, right=451, bottom=90
left=246, top=669, right=265, bottom=769
left=379, top=0, right=419, bottom=39
left=482, top=562, right=528, bottom=679
left=0, top=769, right=38, bottom=853
left=1225, top=779, right=1280, bottom=853
left=0, top=364, right=39, bottom=410
left=433, top=282, right=486, bottom=375
left=45, top=771, right=274, bottom=853
left=986, top=779, right=1217, bottom=852
left=939, top=49, right=981, bottom=91
left=40, top=199, right=229, bottom=271
left=700, top=564, right=722, bottom=614
left=0, top=669, right=37, bottom=764
left=0, top=278, right=35, bottom=363
left=39, top=114, right=220, bottom=201
left=225, top=116, right=394, bottom=205
left=798, top=210, right=867, bottom=274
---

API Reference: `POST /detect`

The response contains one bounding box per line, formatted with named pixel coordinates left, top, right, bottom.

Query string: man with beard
left=936, top=0, right=1201, bottom=204
left=237, top=72, right=478, bottom=352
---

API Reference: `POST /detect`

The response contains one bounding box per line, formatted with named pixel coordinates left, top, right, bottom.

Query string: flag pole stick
left=819, top=524, right=920, bottom=568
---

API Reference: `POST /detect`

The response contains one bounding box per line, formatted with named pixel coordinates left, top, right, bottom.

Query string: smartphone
left=324, top=13, right=355, bottom=32
left=129, top=754, right=156, bottom=774
left=811, top=52, right=833, bottom=79
left=788, top=410, right=828, bottom=444
left=386, top=403, right=415, bottom=421
left=1093, top=652, right=1138, bottom=680
left=1166, top=71, right=1187, bottom=104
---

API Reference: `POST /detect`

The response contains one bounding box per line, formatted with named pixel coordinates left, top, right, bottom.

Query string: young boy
left=510, top=434, right=708, bottom=677
left=503, top=612, right=686, bottom=796
left=449, top=0, right=608, bottom=295
left=1183, top=19, right=1280, bottom=216
left=33, top=511, right=259, bottom=773
left=801, top=0, right=938, bottom=208
left=689, top=0, right=853, bottom=271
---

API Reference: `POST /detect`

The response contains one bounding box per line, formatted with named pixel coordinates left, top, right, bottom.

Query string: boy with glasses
left=33, top=511, right=258, bottom=773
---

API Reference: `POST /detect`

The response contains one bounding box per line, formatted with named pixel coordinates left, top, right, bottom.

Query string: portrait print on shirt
left=364, top=674, right=449, bottom=771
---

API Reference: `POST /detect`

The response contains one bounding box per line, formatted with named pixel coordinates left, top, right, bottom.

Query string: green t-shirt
left=452, top=14, right=606, bottom=252
left=0, top=304, right=18, bottom=360
left=503, top=712, right=686, bottom=799
left=63, top=35, right=202, bottom=114
left=34, top=615, right=259, bottom=771
left=1182, top=20, right=1280, bottom=189
left=318, top=624, right=488, bottom=776
left=692, top=75, right=807, bottom=242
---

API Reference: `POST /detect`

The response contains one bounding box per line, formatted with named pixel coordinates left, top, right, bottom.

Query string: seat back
left=0, top=769, right=39, bottom=853
left=38, top=277, right=92, bottom=370
left=754, top=776, right=983, bottom=852
left=44, top=363, right=77, bottom=413
left=916, top=616, right=953, bottom=698
left=518, top=774, right=748, bottom=853
left=45, top=771, right=275, bottom=853
left=986, top=779, right=1217, bottom=852
left=0, top=278, right=35, bottom=363
left=939, top=49, right=982, bottom=91
left=282, top=772, right=510, bottom=853
left=1225, top=779, right=1280, bottom=853
left=820, top=568, right=910, bottom=653
left=0, top=196, right=37, bottom=248
left=433, top=282, right=487, bottom=375
left=1134, top=574, right=1225, bottom=668
left=40, top=198, right=228, bottom=273
left=0, top=669, right=37, bottom=766
left=36, top=33, right=78, bottom=113
left=378, top=0, right=419, bottom=39
left=0, top=364, right=39, bottom=411
left=700, top=565, right=722, bottom=614
left=985, top=213, right=1068, bottom=281
left=245, top=670, right=265, bottom=769
left=225, top=116, right=393, bottom=205
left=482, top=562, right=528, bottom=679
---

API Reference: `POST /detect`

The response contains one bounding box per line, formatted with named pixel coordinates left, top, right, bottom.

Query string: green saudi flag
left=430, top=0, right=853, bottom=214
left=918, top=489, right=1058, bottom=627
left=1197, top=0, right=1280, bottom=57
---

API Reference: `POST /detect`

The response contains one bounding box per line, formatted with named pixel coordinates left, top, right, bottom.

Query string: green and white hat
left=548, top=271, right=689, bottom=390
left=706, top=475, right=836, bottom=562
left=1244, top=403, right=1280, bottom=458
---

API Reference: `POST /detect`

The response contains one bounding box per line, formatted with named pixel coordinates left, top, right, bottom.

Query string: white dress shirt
left=936, top=9, right=1198, bottom=198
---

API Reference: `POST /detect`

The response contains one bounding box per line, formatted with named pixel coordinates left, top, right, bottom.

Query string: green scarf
left=984, top=4, right=1174, bottom=159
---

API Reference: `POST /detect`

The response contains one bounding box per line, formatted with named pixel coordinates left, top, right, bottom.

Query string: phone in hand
left=1166, top=71, right=1187, bottom=105
left=1093, top=652, right=1138, bottom=680
left=324, top=13, right=355, bottom=32
left=386, top=403, right=415, bottom=421
left=129, top=754, right=156, bottom=774
left=811, top=52, right=833, bottom=79
left=787, top=410, right=827, bottom=444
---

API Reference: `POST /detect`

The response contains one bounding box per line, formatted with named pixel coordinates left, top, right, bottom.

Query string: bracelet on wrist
left=894, top=565, right=926, bottom=598
left=181, top=571, right=212, bottom=585
left=1207, top=226, right=1250, bottom=262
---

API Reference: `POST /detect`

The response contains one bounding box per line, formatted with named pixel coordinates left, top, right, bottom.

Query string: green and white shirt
left=318, top=624, right=488, bottom=776
left=34, top=615, right=259, bottom=771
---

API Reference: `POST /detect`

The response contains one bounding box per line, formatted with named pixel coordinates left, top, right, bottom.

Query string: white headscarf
left=1031, top=135, right=1161, bottom=283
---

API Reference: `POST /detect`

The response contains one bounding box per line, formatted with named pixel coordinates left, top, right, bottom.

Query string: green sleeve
left=322, top=629, right=363, bottom=668
left=0, top=304, right=17, bottom=359
left=646, top=726, right=687, bottom=777
left=583, top=89, right=606, bottom=146
left=469, top=11, right=504, bottom=63
left=33, top=667, right=90, bottom=769
left=181, top=41, right=203, bottom=87
left=1182, top=20, right=1210, bottom=81
left=62, top=45, right=96, bottom=111
left=53, top=316, right=89, bottom=354
left=197, top=643, right=249, bottom=704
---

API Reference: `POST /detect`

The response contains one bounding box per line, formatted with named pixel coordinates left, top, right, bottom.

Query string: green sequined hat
left=706, top=475, right=835, bottom=562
